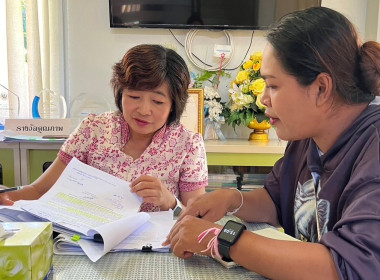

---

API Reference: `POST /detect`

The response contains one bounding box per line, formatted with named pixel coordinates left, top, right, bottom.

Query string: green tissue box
left=0, top=222, right=53, bottom=280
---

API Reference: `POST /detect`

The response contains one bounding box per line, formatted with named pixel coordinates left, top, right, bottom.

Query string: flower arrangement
left=190, top=70, right=230, bottom=140
left=190, top=70, right=230, bottom=123
left=204, top=86, right=223, bottom=122
left=225, top=52, right=269, bottom=129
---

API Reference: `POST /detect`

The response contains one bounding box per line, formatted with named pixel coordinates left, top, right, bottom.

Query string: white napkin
left=0, top=223, right=16, bottom=241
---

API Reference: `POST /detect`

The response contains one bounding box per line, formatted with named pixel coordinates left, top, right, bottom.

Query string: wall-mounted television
left=109, top=0, right=321, bottom=30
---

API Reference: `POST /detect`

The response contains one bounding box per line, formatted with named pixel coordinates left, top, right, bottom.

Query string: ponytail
left=358, top=41, right=380, bottom=97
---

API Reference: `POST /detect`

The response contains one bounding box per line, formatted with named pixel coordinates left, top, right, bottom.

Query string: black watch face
left=218, top=220, right=246, bottom=243
left=173, top=205, right=182, bottom=217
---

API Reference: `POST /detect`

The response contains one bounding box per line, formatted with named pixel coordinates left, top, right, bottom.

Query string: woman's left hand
left=163, top=215, right=221, bottom=259
left=130, top=175, right=176, bottom=210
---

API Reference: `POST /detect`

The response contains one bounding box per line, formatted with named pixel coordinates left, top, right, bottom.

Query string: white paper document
left=54, top=211, right=174, bottom=258
left=13, top=157, right=176, bottom=262
left=253, top=227, right=300, bottom=241
left=0, top=200, right=44, bottom=222
left=23, top=157, right=142, bottom=233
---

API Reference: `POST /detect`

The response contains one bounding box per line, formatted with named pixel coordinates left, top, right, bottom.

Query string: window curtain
left=6, top=0, right=60, bottom=118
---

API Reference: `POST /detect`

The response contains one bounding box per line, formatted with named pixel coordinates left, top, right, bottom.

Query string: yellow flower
left=250, top=51, right=263, bottom=61
left=236, top=70, right=250, bottom=83
left=253, top=61, right=261, bottom=71
left=227, top=50, right=268, bottom=129
left=242, top=83, right=250, bottom=94
left=256, top=93, right=266, bottom=110
left=249, top=78, right=266, bottom=95
left=229, top=88, right=254, bottom=112
left=243, top=60, right=253, bottom=70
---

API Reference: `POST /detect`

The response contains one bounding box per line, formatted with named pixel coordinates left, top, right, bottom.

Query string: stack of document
left=0, top=158, right=176, bottom=262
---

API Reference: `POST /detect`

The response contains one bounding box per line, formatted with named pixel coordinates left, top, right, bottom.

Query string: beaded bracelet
left=226, top=188, right=243, bottom=216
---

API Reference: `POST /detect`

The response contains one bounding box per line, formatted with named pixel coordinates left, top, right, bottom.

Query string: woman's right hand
left=177, top=188, right=242, bottom=222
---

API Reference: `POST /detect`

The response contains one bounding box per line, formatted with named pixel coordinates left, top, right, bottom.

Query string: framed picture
left=180, top=88, right=204, bottom=135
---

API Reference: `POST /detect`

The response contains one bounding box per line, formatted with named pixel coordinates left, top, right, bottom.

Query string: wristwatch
left=172, top=196, right=183, bottom=217
left=217, top=220, right=246, bottom=262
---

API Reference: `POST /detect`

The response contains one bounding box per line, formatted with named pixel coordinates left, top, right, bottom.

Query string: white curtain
left=6, top=0, right=60, bottom=118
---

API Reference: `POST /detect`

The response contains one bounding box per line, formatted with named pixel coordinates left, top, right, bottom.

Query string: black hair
left=267, top=7, right=380, bottom=104
left=111, top=44, right=190, bottom=125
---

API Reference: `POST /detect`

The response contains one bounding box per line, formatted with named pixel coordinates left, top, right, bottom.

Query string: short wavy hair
left=110, top=44, right=190, bottom=125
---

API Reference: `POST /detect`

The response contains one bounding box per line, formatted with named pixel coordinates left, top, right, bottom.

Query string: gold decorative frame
left=180, top=88, right=204, bottom=135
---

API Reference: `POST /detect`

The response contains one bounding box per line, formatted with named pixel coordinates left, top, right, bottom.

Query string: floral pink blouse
left=58, top=111, right=208, bottom=212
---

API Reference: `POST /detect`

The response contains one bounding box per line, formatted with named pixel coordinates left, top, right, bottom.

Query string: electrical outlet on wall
left=214, top=44, right=232, bottom=58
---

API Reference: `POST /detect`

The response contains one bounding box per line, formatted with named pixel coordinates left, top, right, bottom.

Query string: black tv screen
left=109, top=0, right=321, bottom=30
left=109, top=0, right=321, bottom=29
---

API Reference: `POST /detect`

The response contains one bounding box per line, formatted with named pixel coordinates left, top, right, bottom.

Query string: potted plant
left=223, top=52, right=270, bottom=141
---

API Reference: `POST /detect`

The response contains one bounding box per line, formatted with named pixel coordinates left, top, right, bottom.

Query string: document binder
left=0, top=158, right=175, bottom=262
left=141, top=244, right=153, bottom=252
left=93, top=235, right=153, bottom=252
left=93, top=233, right=104, bottom=243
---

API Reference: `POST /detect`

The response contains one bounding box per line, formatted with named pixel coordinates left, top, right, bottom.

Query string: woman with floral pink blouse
left=0, top=44, right=208, bottom=212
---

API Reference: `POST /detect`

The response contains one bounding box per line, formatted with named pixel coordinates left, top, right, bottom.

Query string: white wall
left=323, top=0, right=380, bottom=41
left=365, top=0, right=380, bottom=41
left=0, top=1, right=7, bottom=88
left=63, top=0, right=266, bottom=104
left=322, top=0, right=367, bottom=38
left=63, top=0, right=377, bottom=139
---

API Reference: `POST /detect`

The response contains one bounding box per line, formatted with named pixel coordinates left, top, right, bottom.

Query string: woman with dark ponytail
left=166, top=7, right=380, bottom=279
